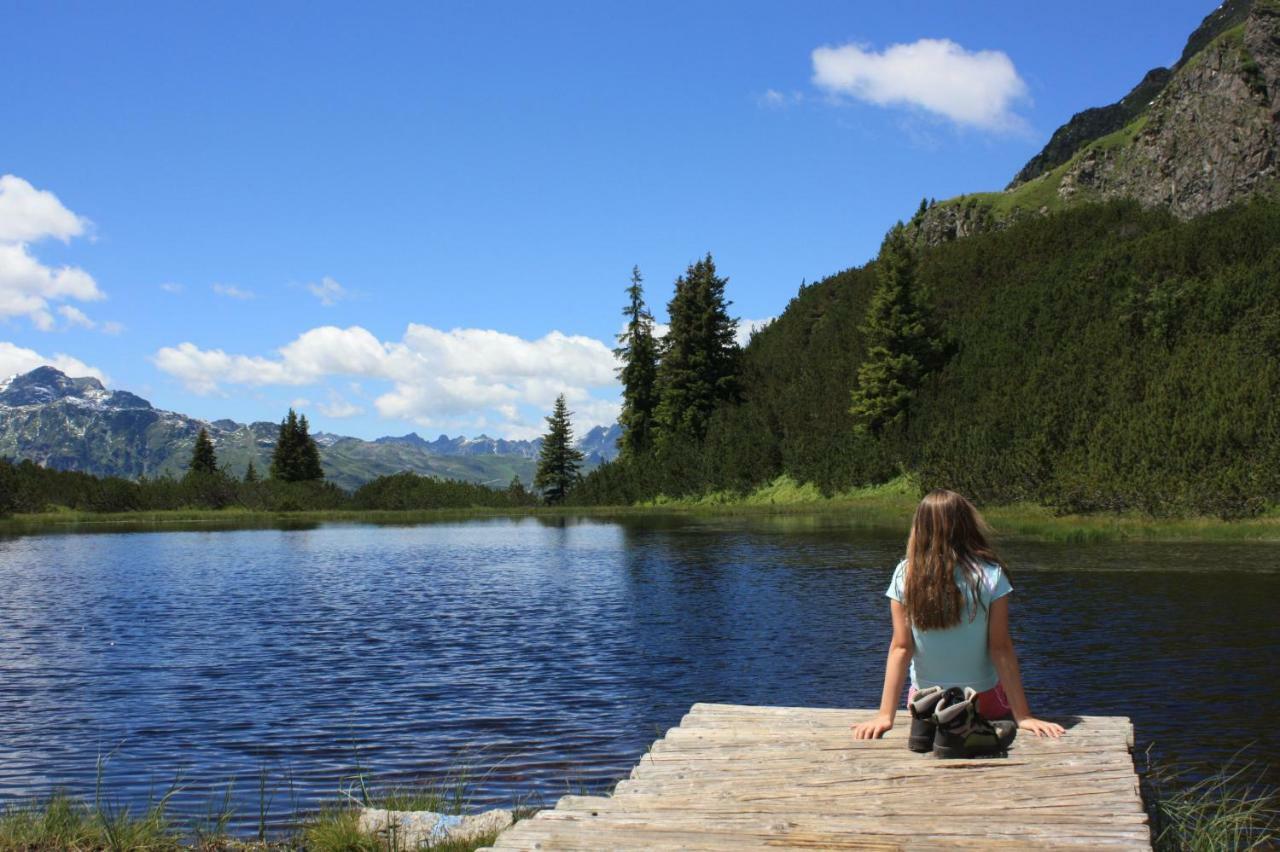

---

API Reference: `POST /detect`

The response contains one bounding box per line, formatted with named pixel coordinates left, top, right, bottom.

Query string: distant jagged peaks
left=0, top=366, right=619, bottom=487
left=372, top=422, right=622, bottom=460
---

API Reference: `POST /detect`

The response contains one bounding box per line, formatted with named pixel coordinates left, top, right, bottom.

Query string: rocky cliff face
left=912, top=0, right=1280, bottom=246
left=1009, top=0, right=1251, bottom=188
left=1058, top=10, right=1279, bottom=217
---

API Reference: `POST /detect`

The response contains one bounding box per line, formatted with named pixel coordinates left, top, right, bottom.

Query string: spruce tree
left=269, top=409, right=324, bottom=482
left=614, top=265, right=660, bottom=457
left=297, top=414, right=325, bottom=481
left=653, top=253, right=740, bottom=447
left=189, top=428, right=218, bottom=475
left=534, top=394, right=584, bottom=504
left=244, top=460, right=259, bottom=483
left=849, top=223, right=945, bottom=435
left=270, top=409, right=301, bottom=480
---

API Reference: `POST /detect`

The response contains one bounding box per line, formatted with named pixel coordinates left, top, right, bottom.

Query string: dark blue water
left=0, top=515, right=1275, bottom=832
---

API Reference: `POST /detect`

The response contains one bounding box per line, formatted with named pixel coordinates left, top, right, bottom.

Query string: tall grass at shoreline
left=0, top=760, right=537, bottom=851
left=5, top=473, right=1280, bottom=543
left=1144, top=752, right=1279, bottom=850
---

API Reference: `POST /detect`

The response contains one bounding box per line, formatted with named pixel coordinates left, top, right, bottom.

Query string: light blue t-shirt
left=886, top=559, right=1012, bottom=691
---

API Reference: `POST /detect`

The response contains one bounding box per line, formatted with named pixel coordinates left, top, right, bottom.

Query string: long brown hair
left=903, top=489, right=1005, bottom=630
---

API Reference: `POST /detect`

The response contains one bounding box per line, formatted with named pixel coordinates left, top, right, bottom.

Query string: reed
left=1144, top=751, right=1279, bottom=851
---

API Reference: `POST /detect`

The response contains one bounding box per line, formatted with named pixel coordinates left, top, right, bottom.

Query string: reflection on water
left=0, top=516, right=1275, bottom=831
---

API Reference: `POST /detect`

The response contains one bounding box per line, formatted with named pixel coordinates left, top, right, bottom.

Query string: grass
left=5, top=474, right=1280, bottom=543
left=1145, top=753, right=1279, bottom=851
left=637, top=474, right=1280, bottom=543
left=0, top=791, right=181, bottom=851
left=0, top=759, right=535, bottom=851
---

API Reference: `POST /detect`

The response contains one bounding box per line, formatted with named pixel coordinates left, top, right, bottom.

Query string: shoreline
left=3, top=492, right=1279, bottom=543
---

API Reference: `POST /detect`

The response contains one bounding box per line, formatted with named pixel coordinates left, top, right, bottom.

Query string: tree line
left=0, top=407, right=538, bottom=516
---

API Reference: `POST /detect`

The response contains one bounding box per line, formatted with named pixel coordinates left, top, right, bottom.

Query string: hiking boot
left=932, top=687, right=1018, bottom=759
left=907, top=685, right=947, bottom=752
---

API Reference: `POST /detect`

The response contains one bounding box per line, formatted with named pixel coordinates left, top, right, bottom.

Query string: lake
left=0, top=515, right=1276, bottom=832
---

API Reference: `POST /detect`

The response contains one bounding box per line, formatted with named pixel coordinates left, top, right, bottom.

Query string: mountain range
left=0, top=366, right=620, bottom=491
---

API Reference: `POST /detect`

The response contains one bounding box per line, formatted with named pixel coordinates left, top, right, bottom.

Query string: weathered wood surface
left=480, top=703, right=1150, bottom=851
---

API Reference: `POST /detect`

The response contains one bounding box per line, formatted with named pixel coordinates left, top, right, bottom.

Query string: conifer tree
left=614, top=265, right=660, bottom=457
left=534, top=394, right=584, bottom=504
left=849, top=223, right=945, bottom=435
left=189, top=428, right=218, bottom=475
left=653, top=253, right=740, bottom=447
left=505, top=474, right=529, bottom=504
left=270, top=409, right=300, bottom=480
left=298, top=414, right=325, bottom=481
left=244, top=460, right=259, bottom=483
left=270, top=409, right=325, bottom=482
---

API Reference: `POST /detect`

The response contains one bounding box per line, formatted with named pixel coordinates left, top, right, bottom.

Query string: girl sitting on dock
left=852, top=489, right=1064, bottom=749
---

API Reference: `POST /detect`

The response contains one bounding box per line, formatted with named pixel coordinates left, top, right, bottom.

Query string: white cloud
left=735, top=316, right=774, bottom=347
left=160, top=282, right=184, bottom=294
left=0, top=341, right=107, bottom=383
left=212, top=283, right=255, bottom=300
left=0, top=175, right=89, bottom=244
left=306, top=276, right=348, bottom=306
left=59, top=305, right=96, bottom=329
left=757, top=89, right=804, bottom=109
left=811, top=38, right=1028, bottom=130
left=0, top=176, right=104, bottom=330
left=153, top=323, right=621, bottom=435
left=317, top=390, right=363, bottom=418
left=101, top=320, right=124, bottom=335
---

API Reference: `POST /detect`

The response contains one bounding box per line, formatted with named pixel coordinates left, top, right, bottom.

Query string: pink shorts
left=908, top=683, right=1012, bottom=720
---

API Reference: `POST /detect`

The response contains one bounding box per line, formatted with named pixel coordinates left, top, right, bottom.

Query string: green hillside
left=577, top=199, right=1280, bottom=518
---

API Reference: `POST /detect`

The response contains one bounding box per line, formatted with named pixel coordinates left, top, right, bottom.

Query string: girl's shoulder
left=976, top=560, right=1013, bottom=598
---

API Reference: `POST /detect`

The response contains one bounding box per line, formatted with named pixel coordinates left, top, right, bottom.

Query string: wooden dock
left=482, top=702, right=1150, bottom=850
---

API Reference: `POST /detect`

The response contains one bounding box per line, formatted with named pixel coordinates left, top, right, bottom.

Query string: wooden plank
left=478, top=703, right=1150, bottom=851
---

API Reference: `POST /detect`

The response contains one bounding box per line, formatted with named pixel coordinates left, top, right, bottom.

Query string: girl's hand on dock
left=851, top=714, right=894, bottom=739
left=1016, top=717, right=1066, bottom=738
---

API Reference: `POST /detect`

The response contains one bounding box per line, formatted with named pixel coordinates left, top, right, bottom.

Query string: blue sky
left=1, top=0, right=1217, bottom=439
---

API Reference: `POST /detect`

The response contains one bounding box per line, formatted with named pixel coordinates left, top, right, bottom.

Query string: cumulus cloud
left=735, top=317, right=774, bottom=347
left=0, top=341, right=107, bottom=383
left=58, top=305, right=96, bottom=329
left=317, top=390, right=364, bottom=418
left=212, top=283, right=255, bottom=300
left=0, top=176, right=104, bottom=330
left=811, top=38, right=1028, bottom=130
left=153, top=324, right=622, bottom=435
left=306, top=276, right=348, bottom=306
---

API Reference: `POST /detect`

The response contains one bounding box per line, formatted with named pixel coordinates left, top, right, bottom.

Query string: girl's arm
left=852, top=599, right=913, bottom=739
left=988, top=596, right=1065, bottom=738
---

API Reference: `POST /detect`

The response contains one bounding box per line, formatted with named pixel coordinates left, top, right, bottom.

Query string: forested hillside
left=577, top=200, right=1280, bottom=517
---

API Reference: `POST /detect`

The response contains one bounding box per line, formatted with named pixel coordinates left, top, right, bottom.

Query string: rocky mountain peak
left=0, top=367, right=107, bottom=406
left=910, top=0, right=1280, bottom=246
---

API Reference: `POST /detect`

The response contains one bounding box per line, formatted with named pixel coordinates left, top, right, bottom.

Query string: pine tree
left=270, top=410, right=300, bottom=480
left=505, top=474, right=530, bottom=504
left=244, top=460, right=259, bottom=483
left=189, top=428, right=218, bottom=475
left=652, top=253, right=740, bottom=447
left=614, top=265, right=660, bottom=457
left=849, top=223, right=945, bottom=435
left=534, top=394, right=584, bottom=504
left=269, top=409, right=325, bottom=482
left=297, top=414, right=325, bottom=481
